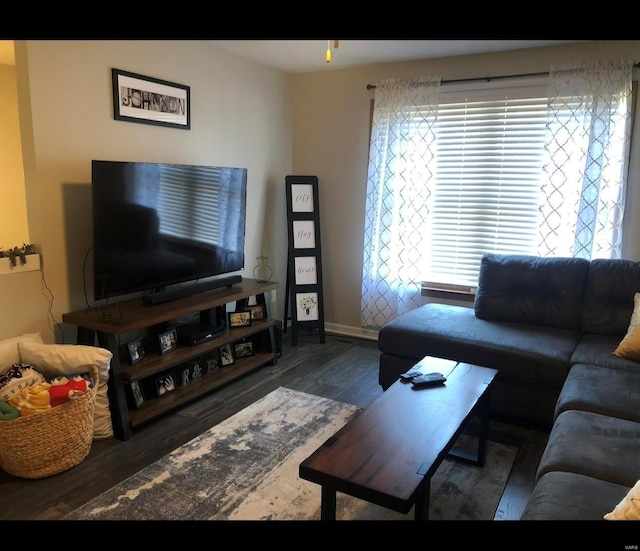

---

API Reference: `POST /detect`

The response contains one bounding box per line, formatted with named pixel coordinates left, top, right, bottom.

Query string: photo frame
left=112, top=68, right=191, bottom=130
left=220, top=344, right=235, bottom=366
left=296, top=291, right=319, bottom=321
left=228, top=311, right=252, bottom=328
left=294, top=256, right=318, bottom=285
left=128, top=380, right=145, bottom=409
left=234, top=341, right=254, bottom=358
left=290, top=183, right=314, bottom=212
left=246, top=304, right=266, bottom=321
left=293, top=220, right=316, bottom=249
left=158, top=328, right=177, bottom=355
left=155, top=373, right=176, bottom=397
left=126, top=337, right=146, bottom=365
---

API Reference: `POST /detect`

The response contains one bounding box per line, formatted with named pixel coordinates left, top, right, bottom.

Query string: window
left=426, top=78, right=549, bottom=287
left=362, top=62, right=633, bottom=329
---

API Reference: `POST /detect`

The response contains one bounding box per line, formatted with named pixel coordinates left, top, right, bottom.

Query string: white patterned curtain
left=361, top=78, right=441, bottom=328
left=539, top=60, right=634, bottom=259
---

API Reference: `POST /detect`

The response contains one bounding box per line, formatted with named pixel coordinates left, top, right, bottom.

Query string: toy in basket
left=0, top=365, right=99, bottom=479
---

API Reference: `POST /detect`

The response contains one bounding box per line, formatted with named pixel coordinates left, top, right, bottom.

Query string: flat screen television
left=92, top=160, right=247, bottom=302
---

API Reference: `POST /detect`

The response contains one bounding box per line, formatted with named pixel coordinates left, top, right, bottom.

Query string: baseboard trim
left=280, top=320, right=379, bottom=342
left=324, top=323, right=378, bottom=342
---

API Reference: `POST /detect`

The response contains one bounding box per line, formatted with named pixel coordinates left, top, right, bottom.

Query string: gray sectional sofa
left=377, top=253, right=640, bottom=520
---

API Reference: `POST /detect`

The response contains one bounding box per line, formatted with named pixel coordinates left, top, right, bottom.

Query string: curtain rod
left=366, top=63, right=640, bottom=90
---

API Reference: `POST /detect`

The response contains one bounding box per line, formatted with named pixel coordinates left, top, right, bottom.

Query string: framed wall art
left=285, top=175, right=325, bottom=345
left=296, top=292, right=319, bottom=321
left=112, top=68, right=191, bottom=130
left=292, top=220, right=316, bottom=249
left=290, top=183, right=314, bottom=212
left=294, top=256, right=318, bottom=285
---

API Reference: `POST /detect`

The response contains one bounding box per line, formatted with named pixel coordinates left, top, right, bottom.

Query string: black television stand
left=143, top=275, right=243, bottom=305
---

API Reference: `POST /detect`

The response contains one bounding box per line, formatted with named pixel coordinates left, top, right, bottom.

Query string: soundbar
left=143, top=275, right=243, bottom=305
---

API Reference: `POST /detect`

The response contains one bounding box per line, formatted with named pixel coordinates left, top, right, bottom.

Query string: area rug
left=63, top=386, right=517, bottom=521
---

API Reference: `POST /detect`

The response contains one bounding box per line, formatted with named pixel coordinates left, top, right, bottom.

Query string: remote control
left=411, top=372, right=447, bottom=388
left=399, top=367, right=424, bottom=381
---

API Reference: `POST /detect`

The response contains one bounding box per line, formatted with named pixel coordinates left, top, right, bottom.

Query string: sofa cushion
left=571, top=335, right=640, bottom=372
left=555, top=364, right=640, bottom=422
left=474, top=253, right=589, bottom=330
left=614, top=291, right=640, bottom=361
left=378, top=302, right=579, bottom=389
left=581, top=258, right=640, bottom=336
left=536, top=410, right=640, bottom=488
left=521, top=471, right=630, bottom=521
left=605, top=478, right=640, bottom=520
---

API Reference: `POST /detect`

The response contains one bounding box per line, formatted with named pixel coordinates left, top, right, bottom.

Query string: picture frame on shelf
left=234, top=341, right=254, bottom=358
left=111, top=68, right=191, bottom=130
left=128, top=380, right=145, bottom=409
left=220, top=344, right=235, bottom=366
left=126, top=337, right=146, bottom=365
left=155, top=373, right=176, bottom=397
left=158, top=328, right=177, bottom=355
left=228, top=311, right=252, bottom=328
left=246, top=304, right=266, bottom=321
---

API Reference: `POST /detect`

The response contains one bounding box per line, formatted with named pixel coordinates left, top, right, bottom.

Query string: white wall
left=2, top=40, right=291, bottom=342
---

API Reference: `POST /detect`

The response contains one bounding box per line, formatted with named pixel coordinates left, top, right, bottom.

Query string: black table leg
left=320, top=485, right=337, bottom=520
left=414, top=478, right=431, bottom=520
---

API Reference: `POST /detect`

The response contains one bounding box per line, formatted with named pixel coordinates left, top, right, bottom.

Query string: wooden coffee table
left=299, top=359, right=498, bottom=520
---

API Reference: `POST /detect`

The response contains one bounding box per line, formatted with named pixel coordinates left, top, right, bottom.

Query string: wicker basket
left=0, top=365, right=99, bottom=479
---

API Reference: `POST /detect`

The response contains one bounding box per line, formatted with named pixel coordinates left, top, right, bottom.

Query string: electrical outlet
left=271, top=289, right=277, bottom=302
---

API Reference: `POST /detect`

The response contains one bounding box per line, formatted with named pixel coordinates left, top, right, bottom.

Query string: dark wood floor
left=0, top=331, right=549, bottom=522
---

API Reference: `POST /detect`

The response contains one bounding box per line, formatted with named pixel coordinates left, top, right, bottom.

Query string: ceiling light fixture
left=325, top=40, right=339, bottom=63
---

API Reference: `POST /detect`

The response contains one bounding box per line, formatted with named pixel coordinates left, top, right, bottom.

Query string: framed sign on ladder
left=284, top=175, right=325, bottom=346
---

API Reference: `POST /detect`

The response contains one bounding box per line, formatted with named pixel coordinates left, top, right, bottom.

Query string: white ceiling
left=208, top=40, right=586, bottom=73
left=0, top=40, right=585, bottom=72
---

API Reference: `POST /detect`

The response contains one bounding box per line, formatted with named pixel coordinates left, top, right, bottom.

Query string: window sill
left=421, top=282, right=475, bottom=303
left=0, top=254, right=40, bottom=276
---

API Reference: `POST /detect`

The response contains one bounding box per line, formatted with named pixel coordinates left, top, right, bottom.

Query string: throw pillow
left=18, top=342, right=114, bottom=439
left=604, top=479, right=640, bottom=520
left=0, top=333, right=43, bottom=374
left=614, top=292, right=640, bottom=361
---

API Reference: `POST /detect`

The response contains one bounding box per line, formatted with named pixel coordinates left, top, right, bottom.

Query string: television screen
left=92, top=160, right=247, bottom=301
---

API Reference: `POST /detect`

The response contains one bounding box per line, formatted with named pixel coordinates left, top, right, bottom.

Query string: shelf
left=121, top=319, right=275, bottom=382
left=63, top=279, right=278, bottom=335
left=0, top=253, right=40, bottom=276
left=63, top=278, right=279, bottom=440
left=128, top=351, right=275, bottom=427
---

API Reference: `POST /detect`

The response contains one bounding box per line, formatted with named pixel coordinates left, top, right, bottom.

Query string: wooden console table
left=63, top=279, right=278, bottom=440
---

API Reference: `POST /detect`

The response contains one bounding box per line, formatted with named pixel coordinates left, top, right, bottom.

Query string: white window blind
left=425, top=78, right=550, bottom=287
